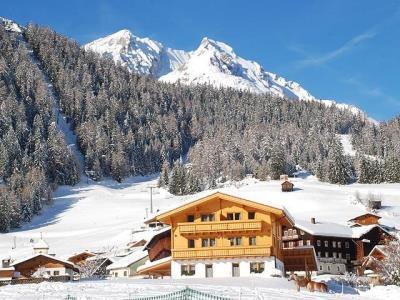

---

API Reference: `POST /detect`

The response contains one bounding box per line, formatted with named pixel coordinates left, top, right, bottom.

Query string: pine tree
left=268, top=144, right=285, bottom=180
left=326, top=139, right=349, bottom=185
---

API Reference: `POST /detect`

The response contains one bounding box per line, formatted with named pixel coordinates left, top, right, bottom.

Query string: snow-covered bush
left=376, top=238, right=400, bottom=286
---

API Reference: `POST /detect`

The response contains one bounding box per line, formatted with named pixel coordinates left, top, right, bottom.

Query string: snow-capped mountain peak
left=0, top=17, right=23, bottom=33
left=85, top=30, right=373, bottom=121
left=84, top=29, right=189, bottom=77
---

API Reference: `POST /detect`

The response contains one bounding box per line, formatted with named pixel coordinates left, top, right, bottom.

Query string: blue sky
left=3, top=0, right=400, bottom=120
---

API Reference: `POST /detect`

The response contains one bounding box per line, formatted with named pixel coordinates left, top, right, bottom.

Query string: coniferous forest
left=0, top=23, right=399, bottom=231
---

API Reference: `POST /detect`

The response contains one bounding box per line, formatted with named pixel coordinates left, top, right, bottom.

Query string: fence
left=128, top=287, right=231, bottom=300
left=0, top=275, right=71, bottom=286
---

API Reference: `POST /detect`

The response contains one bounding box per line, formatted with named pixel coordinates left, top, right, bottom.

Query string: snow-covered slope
left=85, top=30, right=374, bottom=120
left=160, top=37, right=315, bottom=100
left=84, top=29, right=189, bottom=77
left=1, top=175, right=399, bottom=260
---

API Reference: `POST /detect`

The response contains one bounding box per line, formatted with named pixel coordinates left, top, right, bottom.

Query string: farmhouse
left=138, top=192, right=316, bottom=279
left=106, top=250, right=148, bottom=278
left=282, top=217, right=390, bottom=275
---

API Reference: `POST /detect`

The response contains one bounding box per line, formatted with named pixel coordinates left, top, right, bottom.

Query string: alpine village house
left=137, top=192, right=318, bottom=278
left=137, top=192, right=390, bottom=279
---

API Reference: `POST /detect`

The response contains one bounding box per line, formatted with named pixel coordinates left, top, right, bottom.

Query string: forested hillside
left=0, top=26, right=79, bottom=231
left=0, top=22, right=399, bottom=231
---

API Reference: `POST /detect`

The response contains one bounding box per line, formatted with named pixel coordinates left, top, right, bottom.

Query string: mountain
left=85, top=30, right=315, bottom=101
left=84, top=29, right=189, bottom=78
left=0, top=17, right=23, bottom=33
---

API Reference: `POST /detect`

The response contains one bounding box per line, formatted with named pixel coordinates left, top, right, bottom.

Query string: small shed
left=281, top=180, right=294, bottom=192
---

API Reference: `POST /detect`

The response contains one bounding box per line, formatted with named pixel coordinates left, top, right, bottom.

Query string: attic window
left=187, top=215, right=195, bottom=222
left=227, top=213, right=241, bottom=220
left=248, top=212, right=255, bottom=220
left=201, top=214, right=215, bottom=222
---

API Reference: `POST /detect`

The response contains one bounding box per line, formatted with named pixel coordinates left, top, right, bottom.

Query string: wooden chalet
left=139, top=192, right=294, bottom=279
left=68, top=251, right=95, bottom=266
left=9, top=254, right=79, bottom=280
left=282, top=217, right=390, bottom=275
left=281, top=180, right=294, bottom=192
left=136, top=227, right=172, bottom=277
left=348, top=213, right=381, bottom=226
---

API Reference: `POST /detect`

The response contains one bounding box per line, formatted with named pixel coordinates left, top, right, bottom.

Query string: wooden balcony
left=282, top=234, right=299, bottom=241
left=178, top=220, right=262, bottom=235
left=172, top=246, right=272, bottom=259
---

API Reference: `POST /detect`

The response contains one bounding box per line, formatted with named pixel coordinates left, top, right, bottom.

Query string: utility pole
left=149, top=186, right=155, bottom=214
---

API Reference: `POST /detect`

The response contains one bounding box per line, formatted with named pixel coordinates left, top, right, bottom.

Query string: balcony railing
left=282, top=234, right=299, bottom=241
left=172, top=246, right=272, bottom=259
left=318, top=257, right=347, bottom=264
left=178, top=220, right=263, bottom=234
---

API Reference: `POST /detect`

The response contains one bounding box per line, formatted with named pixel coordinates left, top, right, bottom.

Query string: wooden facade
left=68, top=251, right=95, bottom=265
left=349, top=213, right=381, bottom=226
left=11, top=255, right=78, bottom=279
left=154, top=192, right=292, bottom=263
left=281, top=180, right=294, bottom=192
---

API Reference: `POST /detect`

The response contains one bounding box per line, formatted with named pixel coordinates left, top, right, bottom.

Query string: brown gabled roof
left=11, top=254, right=79, bottom=273
left=151, top=192, right=293, bottom=225
left=281, top=180, right=294, bottom=186
left=348, top=213, right=382, bottom=222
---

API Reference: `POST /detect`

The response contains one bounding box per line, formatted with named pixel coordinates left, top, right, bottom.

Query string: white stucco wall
left=171, top=257, right=282, bottom=279
left=317, top=262, right=346, bottom=275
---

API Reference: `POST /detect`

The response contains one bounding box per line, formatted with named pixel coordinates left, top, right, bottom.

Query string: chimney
left=2, top=259, right=10, bottom=268
left=311, top=217, right=316, bottom=224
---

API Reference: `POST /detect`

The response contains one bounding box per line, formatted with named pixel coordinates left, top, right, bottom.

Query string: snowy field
left=1, top=174, right=400, bottom=260
left=1, top=173, right=400, bottom=299
left=1, top=277, right=399, bottom=300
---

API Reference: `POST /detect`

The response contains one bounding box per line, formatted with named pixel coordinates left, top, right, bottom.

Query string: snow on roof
left=33, top=239, right=49, bottom=249
left=106, top=250, right=148, bottom=270
left=143, top=226, right=171, bottom=250
left=11, top=253, right=75, bottom=268
left=348, top=213, right=381, bottom=221
left=146, top=189, right=290, bottom=223
left=295, top=219, right=380, bottom=238
left=136, top=256, right=171, bottom=273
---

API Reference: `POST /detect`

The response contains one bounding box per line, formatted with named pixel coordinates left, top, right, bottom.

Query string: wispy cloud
left=344, top=77, right=400, bottom=107
left=296, top=29, right=377, bottom=68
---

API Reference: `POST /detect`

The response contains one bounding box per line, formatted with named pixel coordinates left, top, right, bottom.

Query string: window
left=181, top=264, right=195, bottom=276
left=298, top=240, right=303, bottom=247
left=338, top=252, right=342, bottom=259
left=249, top=236, right=256, bottom=246
left=201, top=214, right=215, bottom=222
left=317, top=240, right=321, bottom=247
left=293, top=229, right=297, bottom=235
left=188, top=239, right=195, bottom=248
left=327, top=266, right=331, bottom=271
left=338, top=241, right=342, bottom=248
left=324, top=241, right=329, bottom=247
left=332, top=241, right=336, bottom=248
left=202, top=238, right=216, bottom=247
left=288, top=229, right=293, bottom=236
left=227, top=213, right=241, bottom=220
left=289, top=241, right=294, bottom=248
left=345, top=242, right=350, bottom=249
left=248, top=212, right=255, bottom=220
left=317, top=251, right=321, bottom=257
left=300, top=230, right=305, bottom=236
left=187, top=215, right=195, bottom=222
left=325, top=252, right=329, bottom=258
left=229, top=237, right=242, bottom=246
left=123, top=270, right=128, bottom=277
left=284, top=230, right=288, bottom=237
left=306, top=240, right=311, bottom=246
left=319, top=265, right=323, bottom=271
left=53, top=270, right=60, bottom=276
left=337, top=266, right=340, bottom=271
left=333, top=252, right=337, bottom=258
left=250, top=262, right=265, bottom=274
left=346, top=254, right=351, bottom=260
